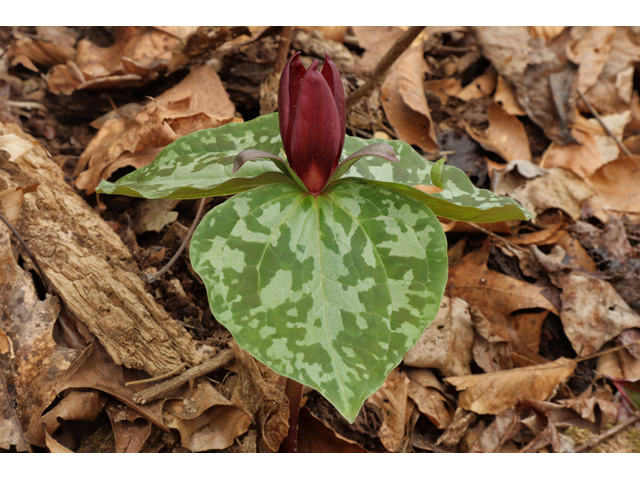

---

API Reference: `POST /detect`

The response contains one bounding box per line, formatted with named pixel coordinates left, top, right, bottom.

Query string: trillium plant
left=98, top=52, right=533, bottom=427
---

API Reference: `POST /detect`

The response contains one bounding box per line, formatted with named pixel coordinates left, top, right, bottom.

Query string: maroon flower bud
left=233, top=52, right=398, bottom=194
left=278, top=51, right=346, bottom=194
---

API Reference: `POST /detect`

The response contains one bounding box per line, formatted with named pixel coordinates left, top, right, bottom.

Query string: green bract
left=97, top=113, right=533, bottom=422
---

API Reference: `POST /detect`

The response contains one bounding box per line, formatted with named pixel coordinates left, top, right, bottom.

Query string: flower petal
left=320, top=51, right=346, bottom=169
left=289, top=60, right=342, bottom=194
left=278, top=52, right=305, bottom=155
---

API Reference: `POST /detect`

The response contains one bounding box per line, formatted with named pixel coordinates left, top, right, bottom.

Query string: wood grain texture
left=0, top=122, right=201, bottom=376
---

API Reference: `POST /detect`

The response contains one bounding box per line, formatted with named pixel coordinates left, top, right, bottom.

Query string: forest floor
left=1, top=26, right=640, bottom=453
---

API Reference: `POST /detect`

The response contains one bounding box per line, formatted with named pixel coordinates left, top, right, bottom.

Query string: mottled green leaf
left=353, top=175, right=534, bottom=223
left=190, top=180, right=448, bottom=422
left=341, top=136, right=533, bottom=222
left=96, top=114, right=284, bottom=199
left=342, top=136, right=435, bottom=186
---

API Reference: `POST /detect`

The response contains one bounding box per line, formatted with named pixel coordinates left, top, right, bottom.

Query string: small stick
left=0, top=210, right=51, bottom=295
left=274, top=26, right=295, bottom=74
left=132, top=348, right=235, bottom=404
left=467, top=222, right=530, bottom=253
left=5, top=100, right=48, bottom=112
left=577, top=89, right=632, bottom=157
left=145, top=197, right=207, bottom=283
left=346, top=26, right=426, bottom=109
left=567, top=413, right=640, bottom=453
left=577, top=339, right=640, bottom=363
left=125, top=362, right=188, bottom=387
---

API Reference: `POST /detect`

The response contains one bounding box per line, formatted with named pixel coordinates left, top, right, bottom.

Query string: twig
left=0, top=209, right=51, bottom=295
left=346, top=26, right=426, bottom=109
left=5, top=100, right=47, bottom=112
left=577, top=89, right=632, bottom=157
left=132, top=348, right=235, bottom=404
left=145, top=197, right=207, bottom=284
left=125, top=362, right=188, bottom=387
left=577, top=339, right=640, bottom=363
left=568, top=413, right=640, bottom=453
left=274, top=26, right=295, bottom=73
left=467, top=222, right=530, bottom=253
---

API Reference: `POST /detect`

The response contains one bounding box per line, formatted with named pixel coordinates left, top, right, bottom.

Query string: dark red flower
left=234, top=52, right=398, bottom=194
left=278, top=52, right=345, bottom=194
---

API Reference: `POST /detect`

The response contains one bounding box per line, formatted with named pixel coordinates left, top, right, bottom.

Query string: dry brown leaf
left=456, top=67, right=498, bottom=101
left=465, top=102, right=531, bottom=162
left=498, top=167, right=595, bottom=220
left=558, top=272, right=640, bottom=356
left=541, top=111, right=630, bottom=178
left=231, top=344, right=289, bottom=453
left=0, top=222, right=80, bottom=449
left=381, top=46, right=438, bottom=153
left=617, top=348, right=640, bottom=380
left=446, top=357, right=577, bottom=415
left=366, top=368, right=411, bottom=452
left=47, top=26, right=179, bottom=94
left=39, top=390, right=107, bottom=447
left=0, top=132, right=35, bottom=159
left=494, top=75, right=526, bottom=116
left=45, top=431, right=74, bottom=453
left=0, top=137, right=39, bottom=225
left=447, top=242, right=556, bottom=365
left=583, top=155, right=640, bottom=222
left=163, top=377, right=251, bottom=452
left=531, top=27, right=566, bottom=42
left=567, top=27, right=616, bottom=93
left=471, top=307, right=513, bottom=373
left=291, top=30, right=356, bottom=72
left=502, top=222, right=565, bottom=247
left=582, top=27, right=640, bottom=115
left=169, top=27, right=263, bottom=73
left=469, top=407, right=521, bottom=452
left=403, top=296, right=475, bottom=377
left=131, top=198, right=180, bottom=235
left=532, top=246, right=640, bottom=356
left=435, top=407, right=477, bottom=448
left=617, top=329, right=640, bottom=360
left=352, top=26, right=405, bottom=73
left=297, top=407, right=367, bottom=453
left=597, top=346, right=625, bottom=379
left=473, top=26, right=577, bottom=145
left=424, top=78, right=462, bottom=104
left=519, top=416, right=562, bottom=453
left=75, top=65, right=236, bottom=193
left=8, top=27, right=77, bottom=69
left=438, top=218, right=513, bottom=235
left=0, top=366, right=29, bottom=451
left=59, top=341, right=167, bottom=431
left=406, top=376, right=453, bottom=430
left=105, top=400, right=152, bottom=453
left=625, top=91, right=640, bottom=136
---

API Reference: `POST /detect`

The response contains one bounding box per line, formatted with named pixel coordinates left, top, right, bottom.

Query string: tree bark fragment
left=0, top=122, right=201, bottom=376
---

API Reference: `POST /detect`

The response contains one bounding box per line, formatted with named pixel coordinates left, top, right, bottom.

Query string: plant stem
left=280, top=377, right=304, bottom=453
left=145, top=197, right=206, bottom=283
left=345, top=26, right=426, bottom=109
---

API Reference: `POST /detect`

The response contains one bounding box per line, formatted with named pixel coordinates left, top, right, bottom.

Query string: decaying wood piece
left=0, top=122, right=201, bottom=376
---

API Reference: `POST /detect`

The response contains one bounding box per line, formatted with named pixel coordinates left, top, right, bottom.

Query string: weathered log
left=0, top=122, right=202, bottom=376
